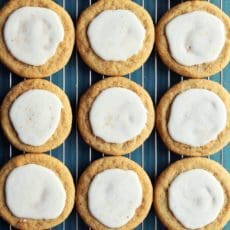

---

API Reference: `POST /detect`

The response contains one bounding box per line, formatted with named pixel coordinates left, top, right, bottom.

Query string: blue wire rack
left=0, top=0, right=229, bottom=229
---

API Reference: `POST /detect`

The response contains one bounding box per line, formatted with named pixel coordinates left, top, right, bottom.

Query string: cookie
left=153, top=157, right=230, bottom=230
left=76, top=156, right=153, bottom=230
left=77, top=77, right=155, bottom=155
left=76, top=0, right=154, bottom=76
left=0, top=0, right=75, bottom=78
left=0, top=153, right=75, bottom=230
left=1, top=79, right=72, bottom=152
left=156, top=79, right=230, bottom=156
left=156, top=1, right=230, bottom=78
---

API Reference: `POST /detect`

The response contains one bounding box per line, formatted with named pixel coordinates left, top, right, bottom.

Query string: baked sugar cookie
left=1, top=79, right=72, bottom=152
left=154, top=157, right=230, bottom=230
left=0, top=153, right=75, bottom=230
left=0, top=0, right=74, bottom=78
left=76, top=0, right=154, bottom=76
left=77, top=77, right=154, bottom=155
left=156, top=79, right=230, bottom=156
left=76, top=157, right=153, bottom=230
left=156, top=1, right=230, bottom=78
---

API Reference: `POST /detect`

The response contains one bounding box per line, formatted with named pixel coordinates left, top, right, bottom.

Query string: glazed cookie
left=0, top=153, right=75, bottom=230
left=154, top=157, right=230, bottom=230
left=156, top=79, right=230, bottom=156
left=1, top=79, right=72, bottom=152
left=76, top=157, right=153, bottom=230
left=76, top=0, right=154, bottom=76
left=0, top=0, right=74, bottom=78
left=77, top=77, right=154, bottom=155
left=156, top=1, right=230, bottom=78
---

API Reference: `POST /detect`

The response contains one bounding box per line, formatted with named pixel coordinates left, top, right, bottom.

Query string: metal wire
left=167, top=0, right=171, bottom=165
left=62, top=0, right=66, bottom=229
left=9, top=73, right=12, bottom=230
left=154, top=0, right=158, bottom=229
left=75, top=0, right=79, bottom=229
left=220, top=0, right=224, bottom=166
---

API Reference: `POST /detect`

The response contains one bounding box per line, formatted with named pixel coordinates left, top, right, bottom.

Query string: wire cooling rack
left=0, top=0, right=229, bottom=229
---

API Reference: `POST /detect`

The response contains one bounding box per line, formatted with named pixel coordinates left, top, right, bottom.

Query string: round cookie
left=156, top=79, right=230, bottom=156
left=156, top=1, right=230, bottom=78
left=1, top=79, right=72, bottom=152
left=0, top=153, right=75, bottom=230
left=0, top=0, right=75, bottom=78
left=76, top=156, right=153, bottom=230
left=153, top=157, right=230, bottom=230
left=77, top=77, right=155, bottom=155
left=76, top=0, right=154, bottom=76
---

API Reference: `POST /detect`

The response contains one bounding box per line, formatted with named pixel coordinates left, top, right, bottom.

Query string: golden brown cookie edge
left=0, top=153, right=75, bottom=230
left=0, top=79, right=73, bottom=152
left=0, top=0, right=75, bottom=78
left=77, top=77, right=155, bottom=155
left=156, top=79, right=230, bottom=156
left=153, top=157, right=230, bottom=230
left=155, top=1, right=230, bottom=78
left=76, top=0, right=155, bottom=76
left=76, top=156, right=153, bottom=230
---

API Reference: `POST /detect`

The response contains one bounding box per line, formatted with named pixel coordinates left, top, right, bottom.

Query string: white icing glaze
left=168, top=89, right=227, bottom=147
left=10, top=89, right=62, bottom=146
left=168, top=169, right=224, bottom=229
left=166, top=11, right=225, bottom=66
left=89, top=87, right=147, bottom=144
left=4, top=7, right=64, bottom=66
left=87, top=9, right=145, bottom=61
left=5, top=164, right=66, bottom=219
left=88, top=169, right=142, bottom=228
